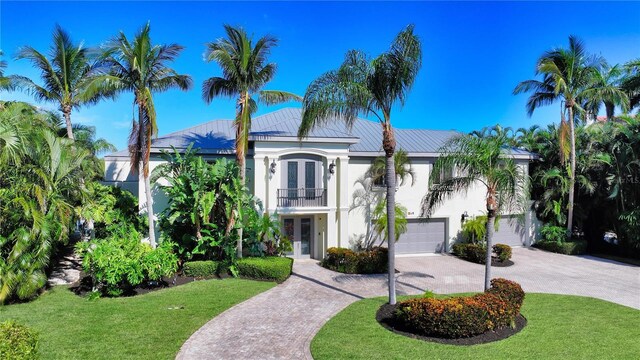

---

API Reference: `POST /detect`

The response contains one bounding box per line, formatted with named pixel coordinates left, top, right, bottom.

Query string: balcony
left=277, top=188, right=327, bottom=207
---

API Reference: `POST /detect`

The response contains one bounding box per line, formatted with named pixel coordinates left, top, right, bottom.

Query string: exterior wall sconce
left=461, top=211, right=469, bottom=223
left=329, top=160, right=336, bottom=174
left=270, top=159, right=277, bottom=174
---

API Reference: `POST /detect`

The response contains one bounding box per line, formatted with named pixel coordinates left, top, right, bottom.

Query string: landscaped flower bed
left=379, top=278, right=525, bottom=342
left=321, top=247, right=388, bottom=274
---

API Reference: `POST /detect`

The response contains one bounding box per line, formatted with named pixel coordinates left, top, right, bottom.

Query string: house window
left=373, top=175, right=386, bottom=188
left=432, top=166, right=455, bottom=185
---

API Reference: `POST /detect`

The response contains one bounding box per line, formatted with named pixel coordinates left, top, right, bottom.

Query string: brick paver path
left=176, top=248, right=640, bottom=360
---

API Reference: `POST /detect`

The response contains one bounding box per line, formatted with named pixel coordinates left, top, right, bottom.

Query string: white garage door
left=396, top=219, right=447, bottom=254
left=493, top=215, right=526, bottom=247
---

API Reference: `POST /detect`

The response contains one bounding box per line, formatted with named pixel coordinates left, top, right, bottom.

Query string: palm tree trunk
left=484, top=209, right=496, bottom=291
left=605, top=102, right=615, bottom=121
left=567, top=104, right=576, bottom=237
left=382, top=121, right=397, bottom=305
left=138, top=105, right=156, bottom=248
left=144, top=172, right=156, bottom=248
left=62, top=104, right=74, bottom=140
left=234, top=93, right=249, bottom=258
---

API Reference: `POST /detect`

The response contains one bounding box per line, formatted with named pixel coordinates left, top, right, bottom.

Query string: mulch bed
left=376, top=303, right=527, bottom=346
left=491, top=259, right=515, bottom=267
left=70, top=272, right=225, bottom=297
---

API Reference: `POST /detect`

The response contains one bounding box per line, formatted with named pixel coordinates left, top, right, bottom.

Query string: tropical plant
left=372, top=199, right=408, bottom=244
left=421, top=130, right=527, bottom=291
left=583, top=63, right=629, bottom=121
left=0, top=108, right=90, bottom=303
left=299, top=25, right=422, bottom=305
left=75, top=225, right=178, bottom=296
left=13, top=25, right=112, bottom=140
left=622, top=58, right=640, bottom=111
left=368, top=149, right=416, bottom=187
left=152, top=146, right=249, bottom=266
left=461, top=215, right=499, bottom=245
left=514, top=35, right=602, bottom=236
left=98, top=23, right=192, bottom=247
left=202, top=24, right=301, bottom=257
left=0, top=50, right=15, bottom=92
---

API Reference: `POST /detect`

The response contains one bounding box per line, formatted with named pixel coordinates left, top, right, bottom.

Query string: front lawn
left=311, top=294, right=640, bottom=359
left=0, top=279, right=274, bottom=359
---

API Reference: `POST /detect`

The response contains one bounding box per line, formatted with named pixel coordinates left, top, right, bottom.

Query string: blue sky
left=1, top=1, right=639, bottom=152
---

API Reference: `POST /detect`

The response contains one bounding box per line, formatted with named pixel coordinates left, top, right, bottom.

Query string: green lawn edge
left=311, top=293, right=640, bottom=360
left=0, top=278, right=275, bottom=360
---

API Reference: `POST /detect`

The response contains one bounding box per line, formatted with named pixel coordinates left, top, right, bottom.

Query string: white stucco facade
left=103, top=108, right=538, bottom=259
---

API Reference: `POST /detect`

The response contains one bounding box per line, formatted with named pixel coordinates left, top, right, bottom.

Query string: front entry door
left=282, top=217, right=313, bottom=258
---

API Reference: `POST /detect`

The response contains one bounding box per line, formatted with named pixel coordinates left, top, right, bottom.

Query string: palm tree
left=98, top=23, right=192, bottom=247
left=202, top=25, right=301, bottom=257
left=367, top=149, right=416, bottom=187
left=513, top=35, right=600, bottom=236
left=421, top=131, right=527, bottom=291
left=298, top=25, right=422, bottom=305
left=14, top=25, right=109, bottom=140
left=0, top=50, right=14, bottom=92
left=622, top=58, right=640, bottom=111
left=583, top=63, right=629, bottom=121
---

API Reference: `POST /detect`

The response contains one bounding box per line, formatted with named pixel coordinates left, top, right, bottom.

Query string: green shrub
left=492, top=244, right=513, bottom=262
left=0, top=321, right=39, bottom=360
left=395, top=278, right=525, bottom=338
left=76, top=226, right=178, bottom=296
left=540, top=224, right=568, bottom=243
left=236, top=257, right=293, bottom=283
left=183, top=261, right=220, bottom=277
left=452, top=243, right=486, bottom=264
left=321, top=247, right=388, bottom=274
left=534, top=240, right=588, bottom=255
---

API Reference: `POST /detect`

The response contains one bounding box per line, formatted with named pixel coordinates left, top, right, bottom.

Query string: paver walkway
left=176, top=248, right=640, bottom=360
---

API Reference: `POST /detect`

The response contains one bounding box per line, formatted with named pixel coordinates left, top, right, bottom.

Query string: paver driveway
left=176, top=248, right=640, bottom=360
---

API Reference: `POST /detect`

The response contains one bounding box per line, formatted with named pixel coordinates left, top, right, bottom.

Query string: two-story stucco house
left=103, top=108, right=537, bottom=259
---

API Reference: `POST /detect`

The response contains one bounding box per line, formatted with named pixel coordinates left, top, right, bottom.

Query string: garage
left=493, top=215, right=526, bottom=247
left=396, top=218, right=447, bottom=254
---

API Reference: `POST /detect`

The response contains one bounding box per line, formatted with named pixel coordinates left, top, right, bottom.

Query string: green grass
left=311, top=294, right=640, bottom=359
left=0, top=279, right=274, bottom=359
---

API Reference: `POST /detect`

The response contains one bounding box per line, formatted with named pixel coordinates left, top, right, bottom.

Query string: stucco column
left=267, top=157, right=279, bottom=213
left=254, top=155, right=268, bottom=213
left=326, top=156, right=338, bottom=248
left=337, top=156, right=350, bottom=248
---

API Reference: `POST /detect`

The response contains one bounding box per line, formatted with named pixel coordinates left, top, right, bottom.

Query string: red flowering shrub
left=394, top=278, right=525, bottom=338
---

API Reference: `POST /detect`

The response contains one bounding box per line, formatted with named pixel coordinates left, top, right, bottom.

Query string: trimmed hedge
left=493, top=244, right=513, bottom=262
left=452, top=243, right=513, bottom=264
left=0, top=320, right=39, bottom=360
left=321, top=247, right=388, bottom=274
left=237, top=256, right=293, bottom=283
left=534, top=240, right=588, bottom=255
left=183, top=260, right=221, bottom=277
left=395, top=278, right=525, bottom=338
left=452, top=243, right=486, bottom=264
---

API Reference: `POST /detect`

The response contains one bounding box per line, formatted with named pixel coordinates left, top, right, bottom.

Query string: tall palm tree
left=421, top=131, right=527, bottom=291
left=14, top=25, right=109, bottom=140
left=583, top=63, right=629, bottom=121
left=298, top=25, right=422, bottom=305
left=622, top=58, right=640, bottom=112
left=513, top=35, right=600, bottom=236
left=0, top=50, right=14, bottom=92
left=98, top=23, right=192, bottom=247
left=202, top=24, right=301, bottom=257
